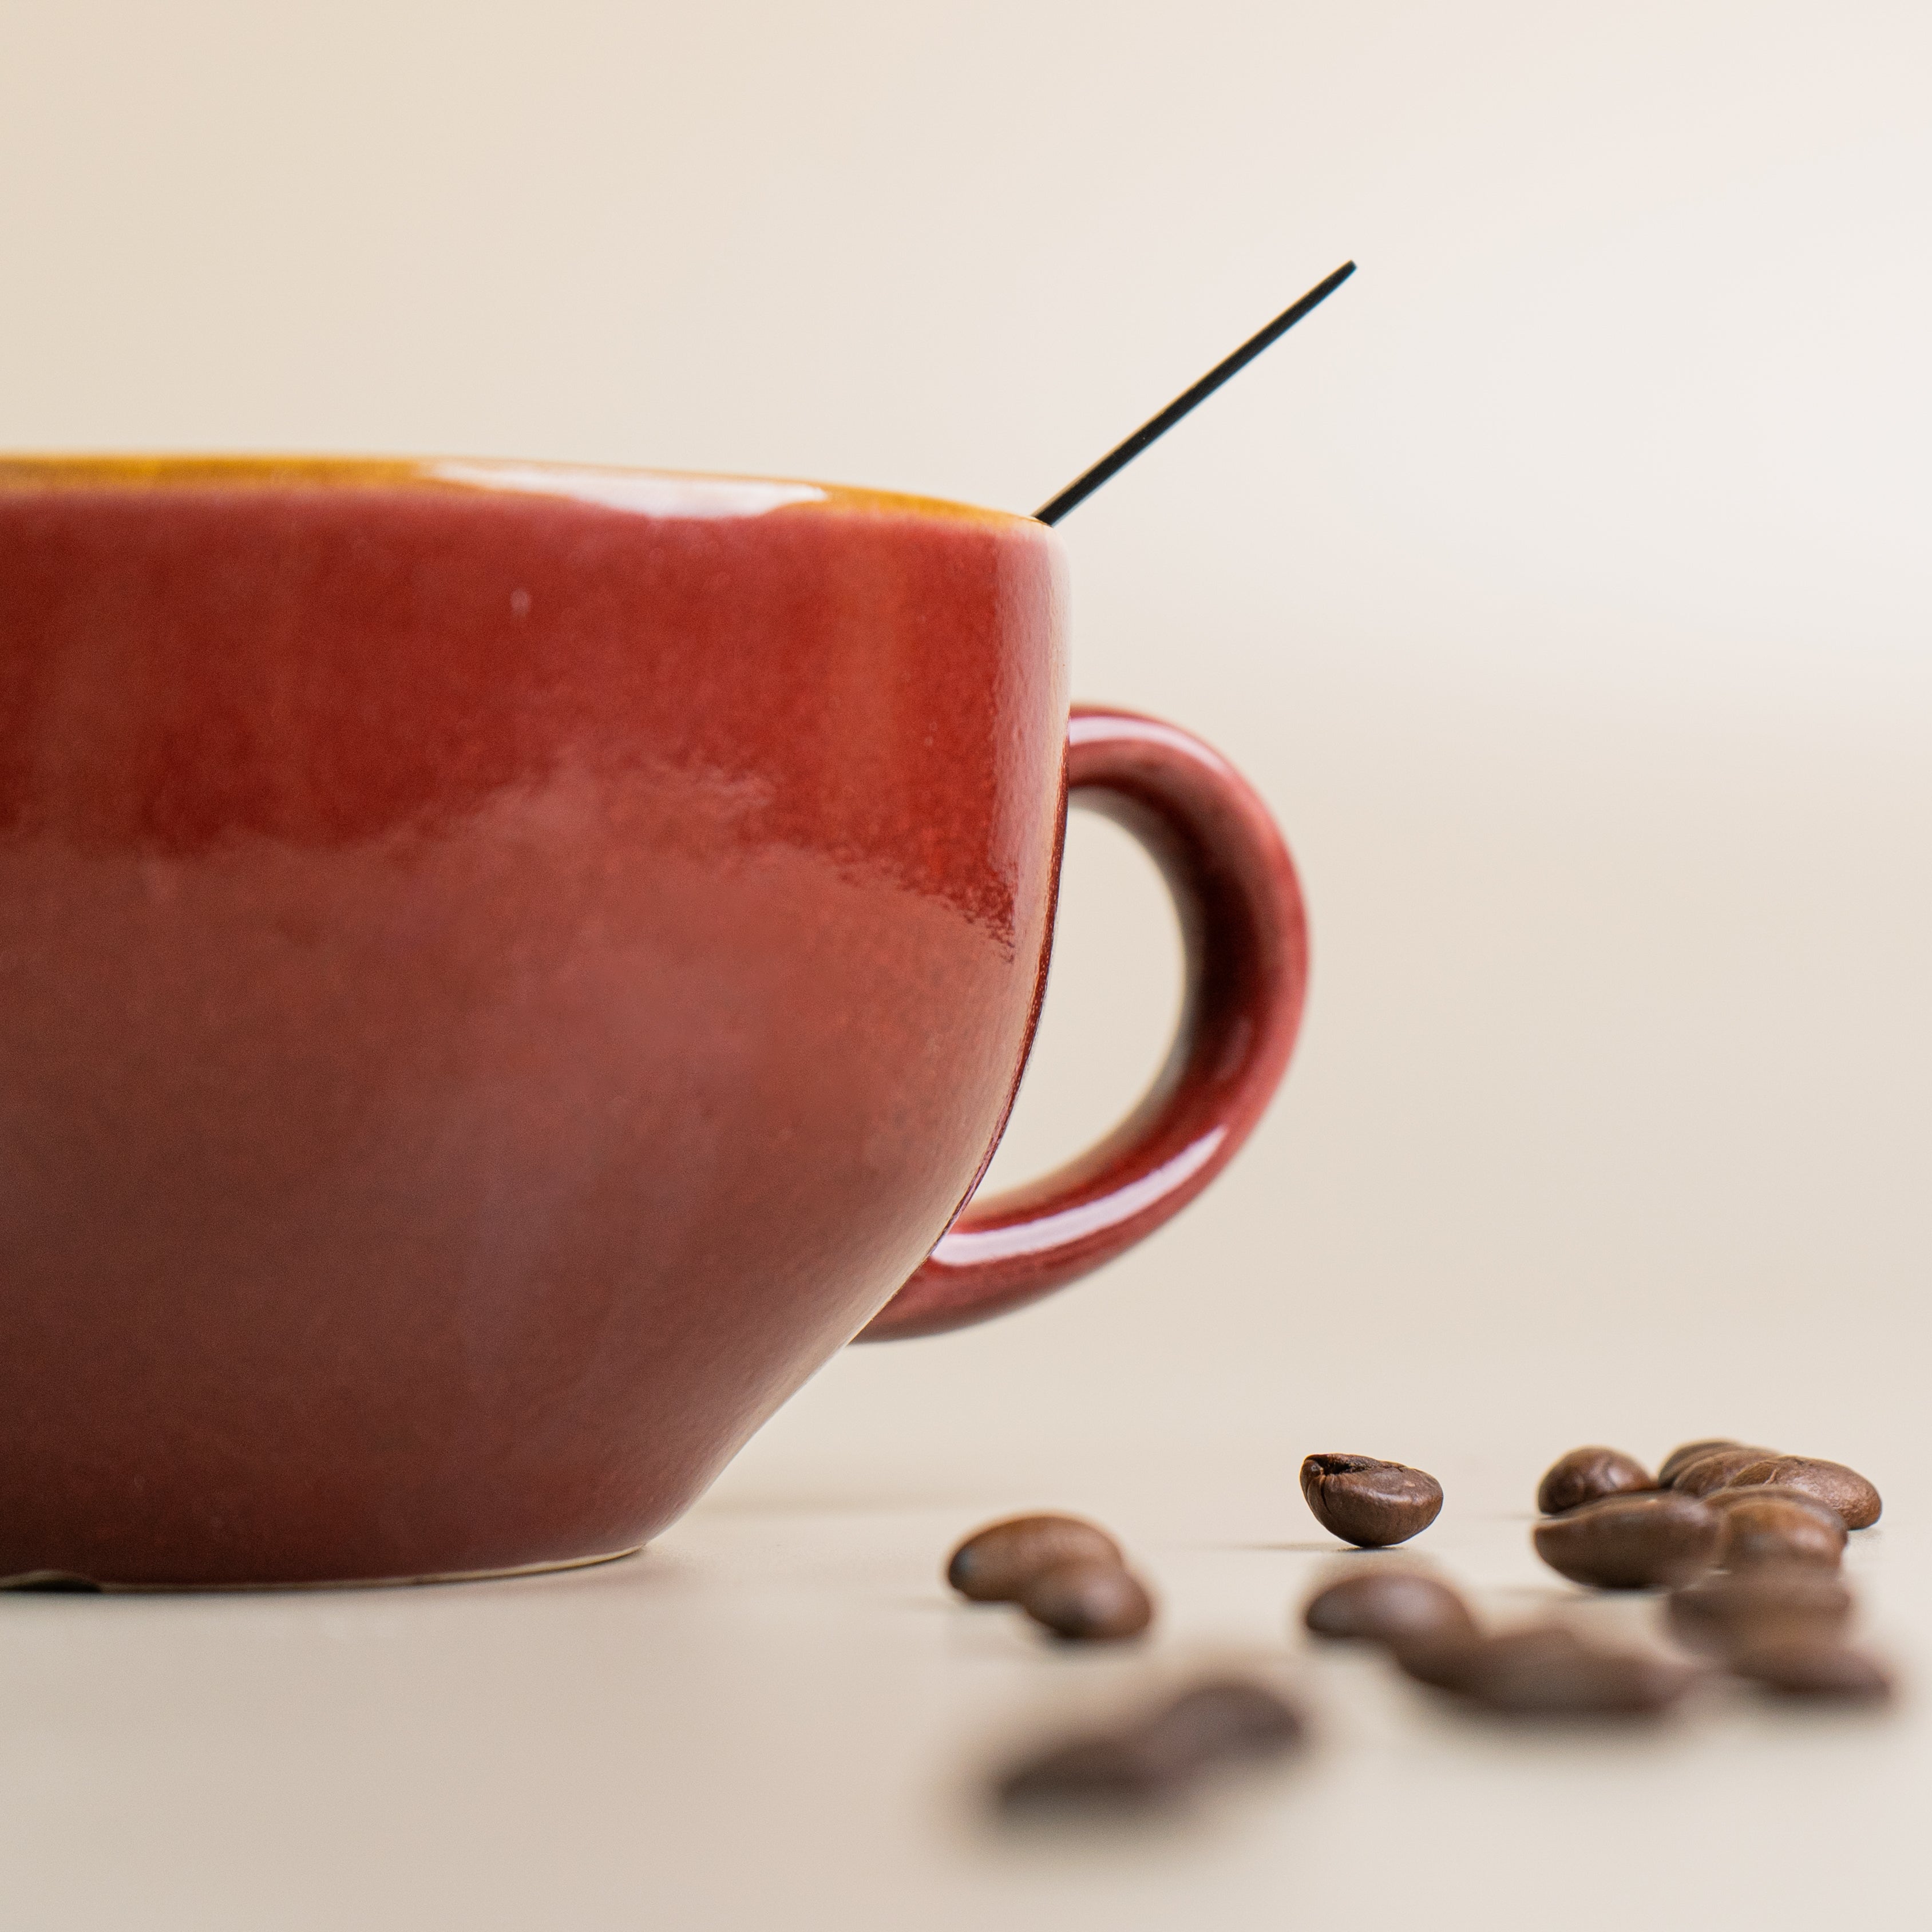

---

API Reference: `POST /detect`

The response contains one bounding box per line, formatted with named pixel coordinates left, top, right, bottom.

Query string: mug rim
left=0, top=452, right=1047, bottom=536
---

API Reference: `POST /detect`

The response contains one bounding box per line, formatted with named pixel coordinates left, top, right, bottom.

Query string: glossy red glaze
left=0, top=457, right=1305, bottom=1587
left=860, top=708, right=1307, bottom=1338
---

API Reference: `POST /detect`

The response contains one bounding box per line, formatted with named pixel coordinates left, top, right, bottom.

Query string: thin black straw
left=1033, top=260, right=1356, bottom=526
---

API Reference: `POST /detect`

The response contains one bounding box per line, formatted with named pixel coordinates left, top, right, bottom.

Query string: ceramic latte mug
left=0, top=457, right=1307, bottom=1588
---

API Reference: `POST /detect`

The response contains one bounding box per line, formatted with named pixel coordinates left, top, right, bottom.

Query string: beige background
left=3, top=2, right=1930, bottom=1925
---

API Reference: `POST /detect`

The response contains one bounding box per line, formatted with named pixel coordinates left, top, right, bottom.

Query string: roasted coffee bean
left=1706, top=1487, right=1847, bottom=1569
left=1666, top=1567, right=1854, bottom=1656
left=947, top=1514, right=1123, bottom=1602
left=997, top=1730, right=1185, bottom=1809
left=1471, top=1638, right=1693, bottom=1717
left=1395, top=1624, right=1690, bottom=1716
left=1300, top=1454, right=1443, bottom=1548
left=1304, top=1568, right=1476, bottom=1645
left=1533, top=1491, right=1720, bottom=1589
left=1019, top=1559, right=1155, bottom=1641
left=1537, top=1446, right=1656, bottom=1515
left=1658, top=1439, right=1747, bottom=1487
left=1392, top=1624, right=1580, bottom=1694
left=1391, top=1628, right=1492, bottom=1692
left=1671, top=1447, right=1780, bottom=1496
left=1139, top=1678, right=1305, bottom=1765
left=1721, top=1457, right=1882, bottom=1531
left=996, top=1677, right=1304, bottom=1811
left=1729, top=1638, right=1894, bottom=1704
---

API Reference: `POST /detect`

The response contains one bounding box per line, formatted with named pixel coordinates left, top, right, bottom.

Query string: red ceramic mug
left=0, top=457, right=1307, bottom=1587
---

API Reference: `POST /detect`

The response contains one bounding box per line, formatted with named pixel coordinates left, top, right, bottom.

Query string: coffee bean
left=1533, top=1491, right=1720, bottom=1589
left=1720, top=1457, right=1882, bottom=1531
left=1472, top=1636, right=1693, bottom=1716
left=996, top=1676, right=1304, bottom=1812
left=947, top=1514, right=1123, bottom=1602
left=997, top=1730, right=1185, bottom=1809
left=1705, top=1487, right=1846, bottom=1569
left=1729, top=1638, right=1894, bottom=1704
left=1392, top=1624, right=1582, bottom=1694
left=1019, top=1559, right=1155, bottom=1641
left=1666, top=1567, right=1854, bottom=1656
left=1537, top=1446, right=1656, bottom=1515
left=1395, top=1624, right=1691, bottom=1715
left=1303, top=1569, right=1476, bottom=1645
left=1139, top=1678, right=1305, bottom=1765
left=1658, top=1439, right=1745, bottom=1487
left=1390, top=1627, right=1496, bottom=1692
left=1300, top=1454, right=1443, bottom=1548
left=1671, top=1447, right=1780, bottom=1496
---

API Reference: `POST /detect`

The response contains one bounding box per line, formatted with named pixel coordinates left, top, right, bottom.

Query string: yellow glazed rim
left=0, top=453, right=1045, bottom=536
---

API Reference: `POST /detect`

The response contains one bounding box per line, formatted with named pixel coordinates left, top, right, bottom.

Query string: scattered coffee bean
left=1303, top=1568, right=1476, bottom=1645
left=1705, top=1487, right=1847, bottom=1569
left=1533, top=1491, right=1720, bottom=1589
left=1658, top=1438, right=1746, bottom=1487
left=947, top=1514, right=1123, bottom=1603
left=1391, top=1629, right=1491, bottom=1693
left=1721, top=1457, right=1882, bottom=1531
left=997, top=1729, right=1185, bottom=1809
left=1537, top=1446, right=1656, bottom=1515
left=1300, top=1454, right=1443, bottom=1548
left=1729, top=1638, right=1894, bottom=1704
left=1671, top=1447, right=1780, bottom=1496
left=1666, top=1567, right=1854, bottom=1656
left=1138, top=1678, right=1305, bottom=1765
left=1469, top=1636, right=1694, bottom=1717
left=1019, top=1559, right=1155, bottom=1641
left=1395, top=1624, right=1690, bottom=1716
left=1391, top=1624, right=1581, bottom=1694
left=996, top=1675, right=1305, bottom=1811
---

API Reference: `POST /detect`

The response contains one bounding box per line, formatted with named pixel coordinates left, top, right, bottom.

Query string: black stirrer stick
left=1033, top=260, right=1356, bottom=526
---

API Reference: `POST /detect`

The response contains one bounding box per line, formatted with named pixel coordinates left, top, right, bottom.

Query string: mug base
left=0, top=1545, right=643, bottom=1594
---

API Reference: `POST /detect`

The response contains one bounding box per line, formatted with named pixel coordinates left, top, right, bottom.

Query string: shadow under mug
left=0, top=457, right=1307, bottom=1588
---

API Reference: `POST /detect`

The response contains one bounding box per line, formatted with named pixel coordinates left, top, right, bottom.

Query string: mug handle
left=857, top=703, right=1309, bottom=1341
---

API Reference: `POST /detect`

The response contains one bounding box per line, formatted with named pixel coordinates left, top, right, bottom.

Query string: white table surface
left=5, top=1449, right=1920, bottom=1932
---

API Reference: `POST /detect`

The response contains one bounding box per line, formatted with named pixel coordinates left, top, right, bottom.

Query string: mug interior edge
left=0, top=452, right=1048, bottom=538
